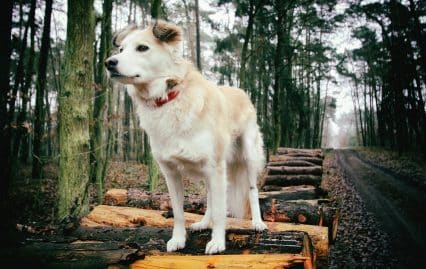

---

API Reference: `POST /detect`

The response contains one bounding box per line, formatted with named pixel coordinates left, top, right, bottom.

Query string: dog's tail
left=227, top=124, right=265, bottom=219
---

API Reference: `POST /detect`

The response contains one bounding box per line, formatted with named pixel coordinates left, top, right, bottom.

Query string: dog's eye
left=136, top=44, right=149, bottom=52
left=119, top=47, right=123, bottom=53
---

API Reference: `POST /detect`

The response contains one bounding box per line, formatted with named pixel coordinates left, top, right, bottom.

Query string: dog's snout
left=105, top=58, right=118, bottom=70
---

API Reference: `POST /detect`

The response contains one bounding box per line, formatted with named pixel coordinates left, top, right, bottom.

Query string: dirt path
left=335, top=149, right=426, bottom=268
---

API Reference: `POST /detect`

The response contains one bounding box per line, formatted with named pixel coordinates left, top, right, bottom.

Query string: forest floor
left=1, top=148, right=425, bottom=268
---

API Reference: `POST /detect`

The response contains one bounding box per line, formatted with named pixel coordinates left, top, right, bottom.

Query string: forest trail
left=335, top=149, right=426, bottom=268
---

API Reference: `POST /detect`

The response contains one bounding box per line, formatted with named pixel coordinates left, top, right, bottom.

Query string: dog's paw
left=252, top=220, right=268, bottom=231
left=205, top=239, right=225, bottom=254
left=166, top=236, right=186, bottom=252
left=190, top=220, right=210, bottom=231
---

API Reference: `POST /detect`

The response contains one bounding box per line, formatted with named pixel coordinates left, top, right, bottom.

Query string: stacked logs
left=75, top=148, right=339, bottom=268
left=260, top=148, right=339, bottom=244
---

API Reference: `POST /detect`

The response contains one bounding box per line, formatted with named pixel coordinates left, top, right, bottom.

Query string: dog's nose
left=105, top=58, right=118, bottom=70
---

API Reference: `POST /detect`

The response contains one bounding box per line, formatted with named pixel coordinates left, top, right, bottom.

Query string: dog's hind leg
left=204, top=160, right=227, bottom=254
left=158, top=162, right=186, bottom=252
left=243, top=124, right=268, bottom=231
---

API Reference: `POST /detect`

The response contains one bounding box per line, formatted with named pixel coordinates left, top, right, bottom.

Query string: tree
left=33, top=0, right=53, bottom=179
left=91, top=0, right=113, bottom=202
left=0, top=0, right=13, bottom=202
left=57, top=0, right=95, bottom=220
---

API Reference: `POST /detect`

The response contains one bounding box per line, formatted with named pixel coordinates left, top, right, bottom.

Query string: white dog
left=105, top=20, right=267, bottom=254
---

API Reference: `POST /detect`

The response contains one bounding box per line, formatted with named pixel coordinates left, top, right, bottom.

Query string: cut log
left=267, top=166, right=323, bottom=175
left=81, top=205, right=329, bottom=259
left=259, top=185, right=327, bottom=200
left=269, top=155, right=323, bottom=165
left=276, top=148, right=324, bottom=158
left=131, top=254, right=312, bottom=269
left=264, top=175, right=322, bottom=187
left=104, top=188, right=128, bottom=205
left=267, top=160, right=317, bottom=167
left=260, top=198, right=340, bottom=241
left=103, top=188, right=206, bottom=215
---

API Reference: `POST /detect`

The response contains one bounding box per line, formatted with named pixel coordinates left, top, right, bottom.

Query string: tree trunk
left=13, top=0, right=37, bottom=165
left=91, top=0, right=113, bottom=203
left=0, top=0, right=13, bottom=201
left=57, top=0, right=95, bottom=220
left=32, top=0, right=53, bottom=179
left=194, top=0, right=202, bottom=71
left=239, top=0, right=255, bottom=89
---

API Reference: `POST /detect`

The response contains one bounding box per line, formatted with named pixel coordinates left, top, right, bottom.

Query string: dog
left=105, top=20, right=267, bottom=254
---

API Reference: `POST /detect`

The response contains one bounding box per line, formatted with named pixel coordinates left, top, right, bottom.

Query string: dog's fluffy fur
left=106, top=20, right=267, bottom=254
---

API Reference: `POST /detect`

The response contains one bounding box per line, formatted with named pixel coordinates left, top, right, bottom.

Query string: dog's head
left=105, top=20, right=183, bottom=86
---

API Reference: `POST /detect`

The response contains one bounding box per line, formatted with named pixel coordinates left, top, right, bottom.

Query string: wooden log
left=259, top=185, right=327, bottom=200
left=267, top=166, right=323, bottom=175
left=5, top=228, right=314, bottom=268
left=263, top=175, right=322, bottom=187
left=81, top=205, right=329, bottom=259
left=103, top=188, right=206, bottom=215
left=276, top=148, right=324, bottom=158
left=269, top=155, right=323, bottom=165
left=260, top=198, right=339, bottom=240
left=131, top=254, right=312, bottom=269
left=104, top=188, right=128, bottom=205
left=277, top=147, right=323, bottom=154
left=267, top=160, right=317, bottom=167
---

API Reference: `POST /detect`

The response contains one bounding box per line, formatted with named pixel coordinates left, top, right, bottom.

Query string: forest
left=0, top=0, right=425, bottom=224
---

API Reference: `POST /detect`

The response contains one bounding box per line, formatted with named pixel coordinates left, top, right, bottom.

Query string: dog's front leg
left=159, top=162, right=186, bottom=252
left=205, top=161, right=227, bottom=254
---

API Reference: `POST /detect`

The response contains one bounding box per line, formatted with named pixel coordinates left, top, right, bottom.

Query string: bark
left=239, top=0, right=256, bottom=89
left=14, top=0, right=37, bottom=164
left=260, top=198, right=340, bottom=241
left=267, top=166, right=323, bottom=175
left=263, top=175, right=322, bottom=187
left=266, top=160, right=317, bottom=167
left=90, top=0, right=112, bottom=202
left=0, top=0, right=13, bottom=201
left=269, top=155, right=323, bottom=165
left=104, top=188, right=206, bottom=214
left=57, top=0, right=95, bottom=220
left=276, top=147, right=323, bottom=157
left=32, top=0, right=53, bottom=179
left=259, top=185, right=327, bottom=200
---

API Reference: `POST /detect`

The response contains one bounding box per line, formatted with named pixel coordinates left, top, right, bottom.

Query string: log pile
left=261, top=148, right=340, bottom=244
left=58, top=147, right=339, bottom=268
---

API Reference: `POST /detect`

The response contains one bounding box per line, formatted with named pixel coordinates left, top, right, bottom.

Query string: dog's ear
left=112, top=24, right=138, bottom=47
left=152, top=20, right=182, bottom=44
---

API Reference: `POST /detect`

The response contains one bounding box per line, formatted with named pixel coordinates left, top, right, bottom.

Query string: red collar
left=154, top=90, right=180, bottom=107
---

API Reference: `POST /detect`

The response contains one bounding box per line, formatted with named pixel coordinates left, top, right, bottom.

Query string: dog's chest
left=151, top=129, right=215, bottom=177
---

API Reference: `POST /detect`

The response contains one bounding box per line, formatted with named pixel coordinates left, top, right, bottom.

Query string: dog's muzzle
left=105, top=57, right=120, bottom=76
